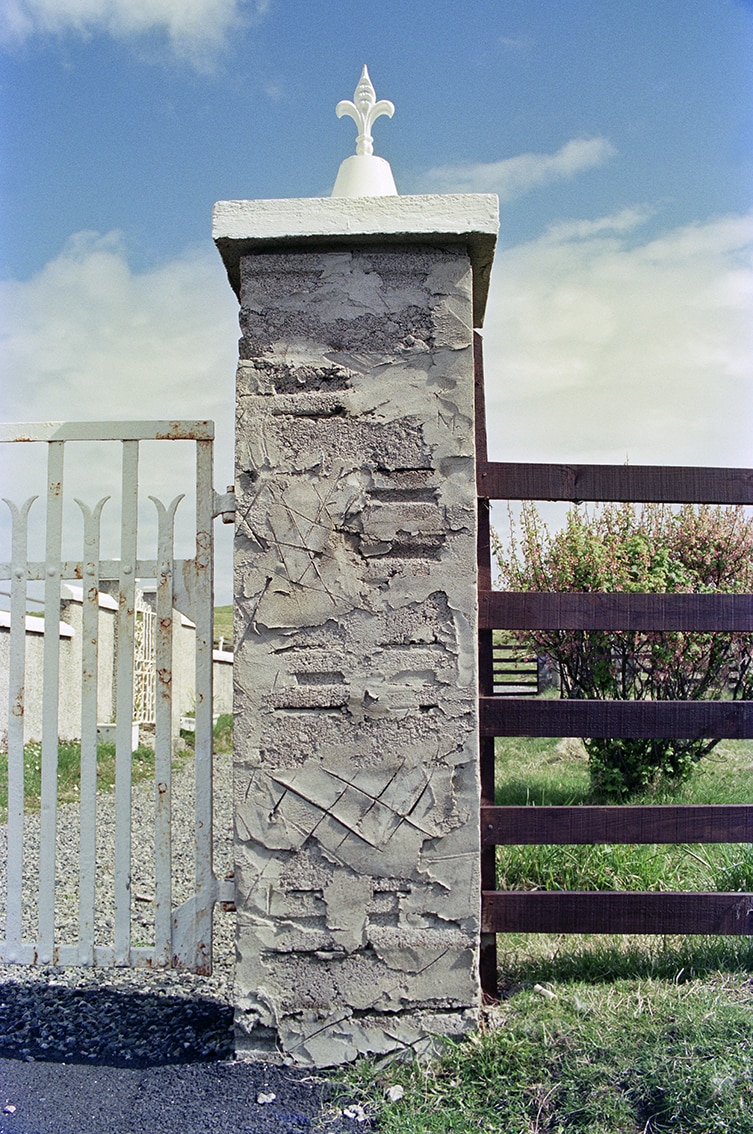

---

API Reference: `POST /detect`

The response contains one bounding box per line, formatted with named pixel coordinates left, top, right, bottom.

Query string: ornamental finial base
left=331, top=153, right=398, bottom=198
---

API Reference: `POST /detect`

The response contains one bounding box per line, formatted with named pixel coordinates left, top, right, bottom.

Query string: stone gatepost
left=213, top=188, right=498, bottom=1065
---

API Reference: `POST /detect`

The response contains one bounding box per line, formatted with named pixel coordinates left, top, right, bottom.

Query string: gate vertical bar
left=4, top=496, right=36, bottom=961
left=192, top=434, right=214, bottom=973
left=38, top=441, right=65, bottom=963
left=474, top=332, right=499, bottom=1000
left=151, top=494, right=181, bottom=965
left=114, top=440, right=139, bottom=964
left=76, top=497, right=108, bottom=964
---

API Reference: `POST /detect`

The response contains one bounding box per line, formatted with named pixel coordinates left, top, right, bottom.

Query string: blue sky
left=1, top=0, right=752, bottom=598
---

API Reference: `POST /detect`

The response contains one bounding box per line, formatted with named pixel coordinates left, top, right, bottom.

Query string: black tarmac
left=0, top=1057, right=376, bottom=1134
left=0, top=980, right=375, bottom=1134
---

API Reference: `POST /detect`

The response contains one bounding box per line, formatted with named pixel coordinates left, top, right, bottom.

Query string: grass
left=212, top=712, right=234, bottom=753
left=214, top=604, right=233, bottom=647
left=343, top=969, right=753, bottom=1133
left=0, top=740, right=156, bottom=822
left=336, top=736, right=753, bottom=1133
left=494, top=736, right=753, bottom=896
left=178, top=712, right=234, bottom=755
left=0, top=715, right=234, bottom=820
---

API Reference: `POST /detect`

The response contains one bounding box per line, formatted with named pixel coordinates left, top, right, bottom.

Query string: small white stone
left=256, top=1092, right=276, bottom=1105
left=3, top=1105, right=17, bottom=1115
left=343, top=1103, right=369, bottom=1122
left=385, top=1085, right=405, bottom=1102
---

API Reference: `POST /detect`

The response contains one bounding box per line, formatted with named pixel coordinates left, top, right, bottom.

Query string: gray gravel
left=0, top=752, right=375, bottom=1133
left=0, top=747, right=237, bottom=1062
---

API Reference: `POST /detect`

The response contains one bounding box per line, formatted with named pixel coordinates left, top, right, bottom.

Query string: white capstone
left=331, top=154, right=397, bottom=198
left=212, top=193, right=499, bottom=326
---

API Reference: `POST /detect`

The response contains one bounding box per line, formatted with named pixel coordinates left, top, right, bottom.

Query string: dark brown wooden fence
left=492, top=644, right=539, bottom=696
left=474, top=333, right=753, bottom=999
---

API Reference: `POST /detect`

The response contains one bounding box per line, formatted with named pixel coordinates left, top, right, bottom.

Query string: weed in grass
left=178, top=712, right=233, bottom=756
left=689, top=844, right=753, bottom=892
left=212, top=713, right=233, bottom=754
left=496, top=841, right=674, bottom=893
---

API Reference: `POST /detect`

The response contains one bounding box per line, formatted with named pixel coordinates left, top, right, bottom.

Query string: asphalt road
left=0, top=969, right=375, bottom=1133
left=0, top=1057, right=375, bottom=1134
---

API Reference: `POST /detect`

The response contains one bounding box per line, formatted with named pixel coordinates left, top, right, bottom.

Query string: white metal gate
left=133, top=598, right=157, bottom=726
left=0, top=421, right=233, bottom=973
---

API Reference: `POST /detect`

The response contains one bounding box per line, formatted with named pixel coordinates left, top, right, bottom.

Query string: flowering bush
left=493, top=503, right=753, bottom=797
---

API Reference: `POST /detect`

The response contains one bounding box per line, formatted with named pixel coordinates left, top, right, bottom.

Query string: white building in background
left=0, top=585, right=232, bottom=747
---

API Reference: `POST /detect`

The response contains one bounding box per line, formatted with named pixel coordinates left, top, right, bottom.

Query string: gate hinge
left=213, top=486, right=236, bottom=524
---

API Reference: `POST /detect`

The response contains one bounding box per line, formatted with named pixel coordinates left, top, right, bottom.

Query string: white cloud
left=0, top=230, right=238, bottom=429
left=0, top=0, right=269, bottom=67
left=0, top=231, right=240, bottom=596
left=423, top=138, right=616, bottom=199
left=481, top=210, right=753, bottom=468
left=542, top=206, right=656, bottom=243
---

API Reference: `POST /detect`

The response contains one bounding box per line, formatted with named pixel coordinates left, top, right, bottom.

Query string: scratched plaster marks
left=237, top=750, right=467, bottom=877
left=235, top=468, right=366, bottom=628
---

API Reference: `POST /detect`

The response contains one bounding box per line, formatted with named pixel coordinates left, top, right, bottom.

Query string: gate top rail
left=0, top=421, right=215, bottom=443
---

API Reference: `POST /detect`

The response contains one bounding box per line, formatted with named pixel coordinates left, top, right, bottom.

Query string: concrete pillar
left=213, top=194, right=498, bottom=1066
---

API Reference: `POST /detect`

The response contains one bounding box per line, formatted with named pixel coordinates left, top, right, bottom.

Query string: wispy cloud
left=542, top=206, right=656, bottom=243
left=422, top=137, right=616, bottom=199
left=498, top=34, right=533, bottom=54
left=0, top=0, right=269, bottom=68
left=481, top=210, right=753, bottom=467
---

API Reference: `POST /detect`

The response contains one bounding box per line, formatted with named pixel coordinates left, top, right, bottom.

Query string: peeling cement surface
left=232, top=245, right=481, bottom=1066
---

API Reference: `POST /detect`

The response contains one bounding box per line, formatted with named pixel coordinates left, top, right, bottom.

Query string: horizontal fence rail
left=481, top=805, right=753, bottom=846
left=0, top=421, right=215, bottom=443
left=477, top=461, right=753, bottom=504
left=480, top=697, right=753, bottom=739
left=481, top=892, right=753, bottom=936
left=480, top=590, right=753, bottom=632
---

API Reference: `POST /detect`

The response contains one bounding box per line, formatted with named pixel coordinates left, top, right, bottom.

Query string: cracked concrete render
left=232, top=244, right=481, bottom=1066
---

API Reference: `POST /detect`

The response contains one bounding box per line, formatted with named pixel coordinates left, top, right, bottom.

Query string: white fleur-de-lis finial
left=336, top=65, right=394, bottom=157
